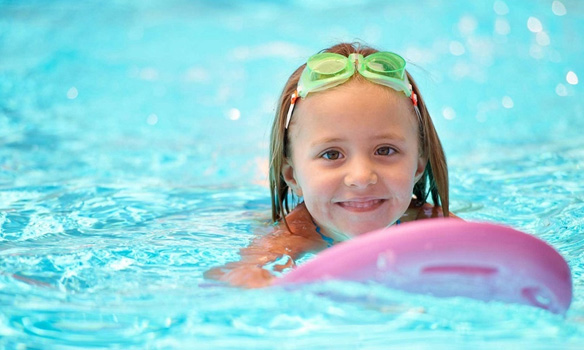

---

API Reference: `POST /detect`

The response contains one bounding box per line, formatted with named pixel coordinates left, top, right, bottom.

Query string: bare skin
left=204, top=200, right=454, bottom=288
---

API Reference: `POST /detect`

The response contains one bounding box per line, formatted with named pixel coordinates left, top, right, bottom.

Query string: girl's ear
left=281, top=158, right=303, bottom=197
left=414, top=155, right=427, bottom=183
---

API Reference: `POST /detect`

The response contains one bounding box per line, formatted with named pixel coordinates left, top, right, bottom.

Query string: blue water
left=1, top=0, right=583, bottom=348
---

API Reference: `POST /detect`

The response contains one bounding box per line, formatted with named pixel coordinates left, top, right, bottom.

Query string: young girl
left=205, top=42, right=454, bottom=288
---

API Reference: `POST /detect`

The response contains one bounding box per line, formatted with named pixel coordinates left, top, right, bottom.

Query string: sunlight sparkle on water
left=493, top=1, right=509, bottom=16
left=502, top=96, right=514, bottom=109
left=527, top=17, right=543, bottom=33
left=66, top=87, right=78, bottom=99
left=449, top=41, right=465, bottom=56
left=555, top=83, right=568, bottom=96
left=552, top=1, right=567, bottom=16
left=228, top=108, right=241, bottom=120
left=442, top=106, right=456, bottom=120
left=566, top=71, right=578, bottom=85
left=458, top=16, right=478, bottom=36
left=147, top=114, right=159, bottom=125
left=495, top=18, right=510, bottom=35
left=536, top=32, right=550, bottom=46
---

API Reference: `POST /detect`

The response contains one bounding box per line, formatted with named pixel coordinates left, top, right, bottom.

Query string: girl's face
left=283, top=79, right=426, bottom=242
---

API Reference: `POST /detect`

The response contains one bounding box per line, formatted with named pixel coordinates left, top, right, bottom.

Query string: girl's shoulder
left=257, top=203, right=326, bottom=256
left=279, top=202, right=321, bottom=239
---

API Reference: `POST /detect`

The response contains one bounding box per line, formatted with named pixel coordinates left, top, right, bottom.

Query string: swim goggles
left=285, top=52, right=419, bottom=129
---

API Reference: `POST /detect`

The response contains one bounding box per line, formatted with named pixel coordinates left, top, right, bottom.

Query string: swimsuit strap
left=314, top=224, right=334, bottom=247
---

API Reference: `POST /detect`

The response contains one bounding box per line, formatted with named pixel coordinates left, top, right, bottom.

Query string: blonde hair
left=269, top=42, right=449, bottom=224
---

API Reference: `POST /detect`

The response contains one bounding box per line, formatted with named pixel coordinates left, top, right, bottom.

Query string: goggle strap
left=285, top=87, right=419, bottom=130
left=410, top=90, right=418, bottom=106
left=409, top=83, right=422, bottom=124
left=414, top=104, right=422, bottom=125
left=285, top=91, right=298, bottom=130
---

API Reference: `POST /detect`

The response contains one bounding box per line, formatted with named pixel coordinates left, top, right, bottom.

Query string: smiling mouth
left=337, top=199, right=386, bottom=212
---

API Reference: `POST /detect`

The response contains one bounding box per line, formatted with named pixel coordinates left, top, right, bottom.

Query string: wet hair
left=269, top=42, right=449, bottom=225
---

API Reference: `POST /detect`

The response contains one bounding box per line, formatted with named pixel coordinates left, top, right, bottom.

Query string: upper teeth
left=343, top=200, right=380, bottom=208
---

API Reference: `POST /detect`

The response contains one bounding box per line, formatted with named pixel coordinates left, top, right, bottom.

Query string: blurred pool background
left=1, top=0, right=583, bottom=349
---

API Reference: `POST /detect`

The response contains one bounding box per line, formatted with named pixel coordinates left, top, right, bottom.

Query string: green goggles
left=285, top=52, right=419, bottom=129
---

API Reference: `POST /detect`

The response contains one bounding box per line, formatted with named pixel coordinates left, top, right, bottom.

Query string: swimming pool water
left=1, top=0, right=583, bottom=348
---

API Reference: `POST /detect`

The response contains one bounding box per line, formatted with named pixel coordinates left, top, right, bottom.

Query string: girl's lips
left=336, top=199, right=386, bottom=212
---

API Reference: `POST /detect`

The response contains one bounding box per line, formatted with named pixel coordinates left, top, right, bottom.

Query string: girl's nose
left=344, top=158, right=378, bottom=188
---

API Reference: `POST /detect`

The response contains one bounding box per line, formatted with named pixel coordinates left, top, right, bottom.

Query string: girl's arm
left=206, top=201, right=458, bottom=288
left=204, top=203, right=324, bottom=288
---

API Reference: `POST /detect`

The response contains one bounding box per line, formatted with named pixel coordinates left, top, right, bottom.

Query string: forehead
left=288, top=79, right=419, bottom=143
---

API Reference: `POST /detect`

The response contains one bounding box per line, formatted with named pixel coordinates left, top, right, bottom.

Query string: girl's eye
left=321, top=150, right=343, bottom=160
left=375, top=146, right=395, bottom=156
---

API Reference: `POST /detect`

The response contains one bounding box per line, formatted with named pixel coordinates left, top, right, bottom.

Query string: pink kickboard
left=274, top=219, right=572, bottom=314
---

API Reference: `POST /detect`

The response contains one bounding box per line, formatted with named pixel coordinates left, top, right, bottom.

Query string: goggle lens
left=307, top=53, right=349, bottom=76
left=364, top=53, right=406, bottom=80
